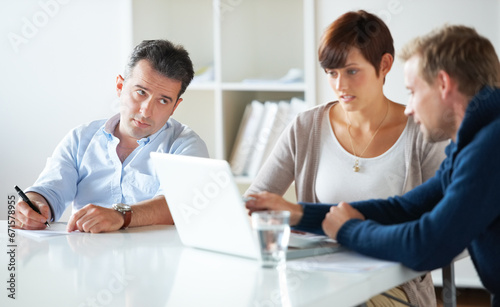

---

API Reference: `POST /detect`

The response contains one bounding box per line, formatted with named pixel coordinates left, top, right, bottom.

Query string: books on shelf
left=245, top=101, right=278, bottom=178
left=229, top=100, right=264, bottom=176
left=229, top=98, right=307, bottom=178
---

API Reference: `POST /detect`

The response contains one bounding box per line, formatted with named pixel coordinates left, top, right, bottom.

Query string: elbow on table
left=402, top=249, right=454, bottom=272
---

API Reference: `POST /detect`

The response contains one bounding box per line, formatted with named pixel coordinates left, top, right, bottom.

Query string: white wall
left=0, top=0, right=132, bottom=219
left=314, top=0, right=500, bottom=106
left=1, top=0, right=499, bottom=221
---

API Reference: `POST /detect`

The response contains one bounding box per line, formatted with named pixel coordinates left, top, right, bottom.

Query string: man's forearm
left=294, top=202, right=333, bottom=233
left=129, top=195, right=174, bottom=227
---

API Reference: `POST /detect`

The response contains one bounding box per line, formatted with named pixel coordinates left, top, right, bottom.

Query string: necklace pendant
left=353, top=159, right=360, bottom=172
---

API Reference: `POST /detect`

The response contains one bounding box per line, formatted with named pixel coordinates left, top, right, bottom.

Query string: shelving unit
left=131, top=0, right=485, bottom=289
left=131, top=0, right=316, bottom=173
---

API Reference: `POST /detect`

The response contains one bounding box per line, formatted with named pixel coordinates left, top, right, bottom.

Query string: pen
left=242, top=196, right=256, bottom=203
left=14, top=186, right=50, bottom=228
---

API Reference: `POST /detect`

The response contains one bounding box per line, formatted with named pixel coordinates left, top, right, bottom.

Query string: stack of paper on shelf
left=229, top=98, right=307, bottom=177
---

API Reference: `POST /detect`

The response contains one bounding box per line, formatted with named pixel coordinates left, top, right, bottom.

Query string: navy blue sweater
left=296, top=87, right=500, bottom=303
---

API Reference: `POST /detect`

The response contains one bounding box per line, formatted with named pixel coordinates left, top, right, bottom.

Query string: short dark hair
left=318, top=10, right=394, bottom=76
left=124, top=40, right=194, bottom=100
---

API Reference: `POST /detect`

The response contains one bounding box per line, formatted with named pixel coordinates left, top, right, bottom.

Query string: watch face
left=114, top=203, right=131, bottom=212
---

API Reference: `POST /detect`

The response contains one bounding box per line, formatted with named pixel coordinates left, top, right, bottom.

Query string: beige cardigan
left=247, top=101, right=449, bottom=307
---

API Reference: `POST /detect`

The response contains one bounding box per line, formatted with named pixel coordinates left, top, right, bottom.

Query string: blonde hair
left=399, top=25, right=500, bottom=98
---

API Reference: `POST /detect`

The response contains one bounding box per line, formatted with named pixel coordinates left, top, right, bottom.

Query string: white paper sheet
left=16, top=222, right=81, bottom=239
left=288, top=251, right=398, bottom=273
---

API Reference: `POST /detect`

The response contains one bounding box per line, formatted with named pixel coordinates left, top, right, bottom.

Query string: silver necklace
left=345, top=100, right=389, bottom=172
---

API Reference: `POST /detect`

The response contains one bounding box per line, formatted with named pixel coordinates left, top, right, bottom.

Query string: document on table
left=16, top=222, right=81, bottom=239
left=288, top=251, right=398, bottom=273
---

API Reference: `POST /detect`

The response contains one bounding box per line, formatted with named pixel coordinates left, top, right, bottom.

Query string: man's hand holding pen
left=14, top=190, right=52, bottom=230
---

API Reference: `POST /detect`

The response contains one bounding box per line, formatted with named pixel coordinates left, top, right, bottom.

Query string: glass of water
left=251, top=210, right=291, bottom=268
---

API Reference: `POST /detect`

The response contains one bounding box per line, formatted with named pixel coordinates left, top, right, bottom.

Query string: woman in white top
left=246, top=10, right=448, bottom=307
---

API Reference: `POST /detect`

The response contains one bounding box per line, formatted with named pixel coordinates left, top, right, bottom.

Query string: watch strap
left=113, top=203, right=132, bottom=229
left=121, top=210, right=132, bottom=229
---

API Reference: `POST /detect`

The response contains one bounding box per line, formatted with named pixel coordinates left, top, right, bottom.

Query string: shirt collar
left=101, top=114, right=120, bottom=141
left=144, top=120, right=170, bottom=144
left=101, top=113, right=170, bottom=145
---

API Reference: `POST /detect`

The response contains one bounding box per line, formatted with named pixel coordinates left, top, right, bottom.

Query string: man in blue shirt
left=14, top=40, right=209, bottom=233
left=247, top=25, right=500, bottom=305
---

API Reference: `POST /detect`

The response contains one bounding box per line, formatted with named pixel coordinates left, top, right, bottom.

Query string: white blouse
left=315, top=107, right=408, bottom=203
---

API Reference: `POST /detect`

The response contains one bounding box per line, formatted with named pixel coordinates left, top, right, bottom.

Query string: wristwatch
left=112, top=203, right=133, bottom=229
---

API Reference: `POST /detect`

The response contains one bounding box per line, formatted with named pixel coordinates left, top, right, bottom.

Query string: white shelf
left=131, top=0, right=315, bottom=167
left=221, top=82, right=306, bottom=92
left=189, top=82, right=306, bottom=92
left=188, top=82, right=217, bottom=91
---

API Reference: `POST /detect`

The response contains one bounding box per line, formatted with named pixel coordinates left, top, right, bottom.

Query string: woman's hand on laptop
left=245, top=192, right=304, bottom=226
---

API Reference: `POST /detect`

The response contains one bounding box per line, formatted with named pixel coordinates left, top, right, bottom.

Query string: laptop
left=151, top=152, right=341, bottom=260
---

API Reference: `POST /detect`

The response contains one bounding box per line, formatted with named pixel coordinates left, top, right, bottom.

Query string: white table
left=0, top=221, right=426, bottom=307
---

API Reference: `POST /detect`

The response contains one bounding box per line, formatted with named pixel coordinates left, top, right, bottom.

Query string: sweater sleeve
left=337, top=129, right=500, bottom=271
left=293, top=202, right=333, bottom=234
left=291, top=172, right=444, bottom=236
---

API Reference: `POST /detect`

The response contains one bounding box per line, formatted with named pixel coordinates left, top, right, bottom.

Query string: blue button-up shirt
left=27, top=114, right=209, bottom=221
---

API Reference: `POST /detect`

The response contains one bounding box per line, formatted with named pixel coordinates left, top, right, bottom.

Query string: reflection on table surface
left=0, top=221, right=421, bottom=307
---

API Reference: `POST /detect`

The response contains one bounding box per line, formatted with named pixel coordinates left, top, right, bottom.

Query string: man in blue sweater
left=246, top=25, right=500, bottom=305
